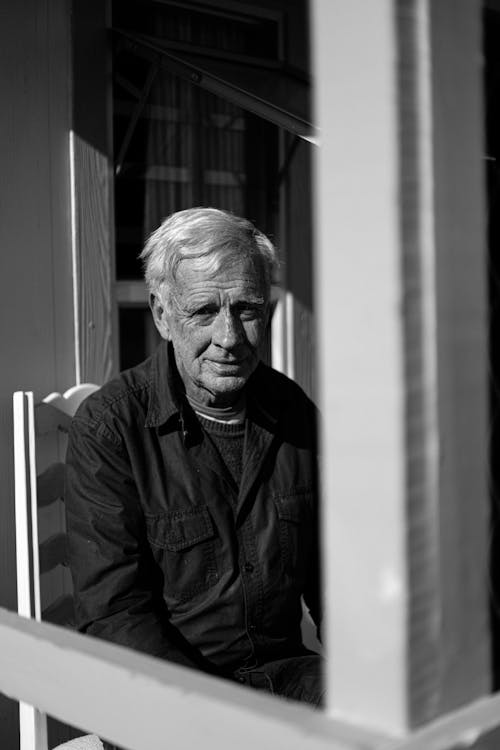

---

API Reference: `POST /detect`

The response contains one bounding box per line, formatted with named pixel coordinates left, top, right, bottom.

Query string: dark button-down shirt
left=65, top=342, right=321, bottom=678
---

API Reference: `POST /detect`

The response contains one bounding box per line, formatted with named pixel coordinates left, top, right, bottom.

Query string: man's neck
left=186, top=392, right=246, bottom=424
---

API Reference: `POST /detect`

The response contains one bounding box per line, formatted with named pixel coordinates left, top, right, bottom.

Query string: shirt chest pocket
left=145, top=505, right=218, bottom=601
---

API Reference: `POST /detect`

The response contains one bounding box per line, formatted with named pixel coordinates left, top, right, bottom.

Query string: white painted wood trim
left=14, top=392, right=31, bottom=620
left=271, top=127, right=288, bottom=376
left=42, top=384, right=100, bottom=417
left=13, top=391, right=43, bottom=623
left=13, top=393, right=48, bottom=750
left=383, top=695, right=500, bottom=750
left=69, top=130, right=82, bottom=386
left=415, top=0, right=439, bottom=526
left=3, top=608, right=500, bottom=750
left=0, top=608, right=391, bottom=750
left=18, top=703, right=47, bottom=750
left=26, top=392, right=42, bottom=623
left=425, top=0, right=490, bottom=713
left=285, top=289, right=296, bottom=380
left=312, top=0, right=407, bottom=732
left=271, top=293, right=286, bottom=374
left=312, top=0, right=489, bottom=731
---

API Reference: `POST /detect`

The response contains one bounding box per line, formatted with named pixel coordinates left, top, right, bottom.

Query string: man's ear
left=150, top=293, right=171, bottom=341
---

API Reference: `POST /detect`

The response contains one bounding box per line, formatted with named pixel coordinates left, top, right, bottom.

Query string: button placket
left=238, top=515, right=263, bottom=652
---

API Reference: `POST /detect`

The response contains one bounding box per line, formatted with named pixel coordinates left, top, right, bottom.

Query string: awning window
left=113, top=29, right=316, bottom=142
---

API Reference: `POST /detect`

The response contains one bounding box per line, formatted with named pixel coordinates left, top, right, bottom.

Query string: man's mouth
left=208, top=359, right=245, bottom=370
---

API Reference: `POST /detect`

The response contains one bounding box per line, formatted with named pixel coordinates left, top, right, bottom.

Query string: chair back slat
left=14, top=384, right=99, bottom=622
left=34, top=383, right=98, bottom=436
left=14, top=392, right=38, bottom=621
left=39, top=532, right=68, bottom=574
left=36, top=462, right=65, bottom=508
left=43, top=383, right=100, bottom=416
left=14, top=392, right=43, bottom=621
left=14, top=384, right=98, bottom=750
left=34, top=402, right=72, bottom=436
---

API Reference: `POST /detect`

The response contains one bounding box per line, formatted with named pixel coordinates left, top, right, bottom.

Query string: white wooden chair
left=13, top=385, right=99, bottom=750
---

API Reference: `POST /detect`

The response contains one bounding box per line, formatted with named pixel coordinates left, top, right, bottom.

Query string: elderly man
left=66, top=207, right=323, bottom=706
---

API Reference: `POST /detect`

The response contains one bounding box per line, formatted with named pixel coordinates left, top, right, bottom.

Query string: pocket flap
left=275, top=490, right=312, bottom=523
left=146, top=506, right=215, bottom=551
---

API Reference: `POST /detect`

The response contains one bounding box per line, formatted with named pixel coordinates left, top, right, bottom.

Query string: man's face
left=152, top=253, right=269, bottom=407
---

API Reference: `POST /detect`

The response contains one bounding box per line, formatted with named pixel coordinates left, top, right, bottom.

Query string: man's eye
left=195, top=306, right=216, bottom=317
left=236, top=305, right=260, bottom=319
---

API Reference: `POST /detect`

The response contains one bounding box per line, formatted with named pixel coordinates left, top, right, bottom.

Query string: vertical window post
left=312, top=0, right=490, bottom=734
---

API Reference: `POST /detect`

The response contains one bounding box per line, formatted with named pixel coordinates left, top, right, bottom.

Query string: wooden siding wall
left=71, top=133, right=115, bottom=385
left=0, top=0, right=75, bottom=746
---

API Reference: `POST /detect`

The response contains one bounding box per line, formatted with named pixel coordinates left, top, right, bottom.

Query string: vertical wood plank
left=71, top=134, right=114, bottom=385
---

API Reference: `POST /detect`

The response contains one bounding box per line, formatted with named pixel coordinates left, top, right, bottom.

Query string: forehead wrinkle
left=177, top=287, right=267, bottom=314
left=176, top=275, right=266, bottom=300
left=167, top=256, right=269, bottom=316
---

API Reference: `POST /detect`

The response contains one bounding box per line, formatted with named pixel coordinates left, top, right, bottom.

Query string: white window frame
left=4, top=0, right=494, bottom=747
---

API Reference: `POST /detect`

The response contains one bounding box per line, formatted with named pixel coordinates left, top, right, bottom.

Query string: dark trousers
left=236, top=653, right=325, bottom=708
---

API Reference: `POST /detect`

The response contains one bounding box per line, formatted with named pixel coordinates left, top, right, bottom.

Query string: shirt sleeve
left=65, top=416, right=225, bottom=675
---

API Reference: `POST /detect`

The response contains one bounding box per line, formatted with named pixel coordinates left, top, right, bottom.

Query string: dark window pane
left=119, top=307, right=161, bottom=370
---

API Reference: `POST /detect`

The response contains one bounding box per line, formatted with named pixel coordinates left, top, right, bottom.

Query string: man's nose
left=213, top=309, right=243, bottom=349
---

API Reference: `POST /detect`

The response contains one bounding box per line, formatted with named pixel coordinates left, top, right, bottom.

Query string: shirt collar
left=145, top=341, right=183, bottom=428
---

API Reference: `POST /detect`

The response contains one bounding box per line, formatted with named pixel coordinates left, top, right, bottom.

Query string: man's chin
left=210, top=374, right=248, bottom=393
left=198, top=372, right=252, bottom=405
left=193, top=360, right=258, bottom=403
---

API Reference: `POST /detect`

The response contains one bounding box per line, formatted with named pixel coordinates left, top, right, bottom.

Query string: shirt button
left=244, top=562, right=254, bottom=573
left=248, top=624, right=256, bottom=632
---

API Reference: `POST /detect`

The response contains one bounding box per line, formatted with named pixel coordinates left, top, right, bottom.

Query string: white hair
left=139, top=207, right=279, bottom=304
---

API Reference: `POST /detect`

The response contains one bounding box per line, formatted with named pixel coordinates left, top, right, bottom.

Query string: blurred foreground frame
left=1, top=0, right=499, bottom=748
